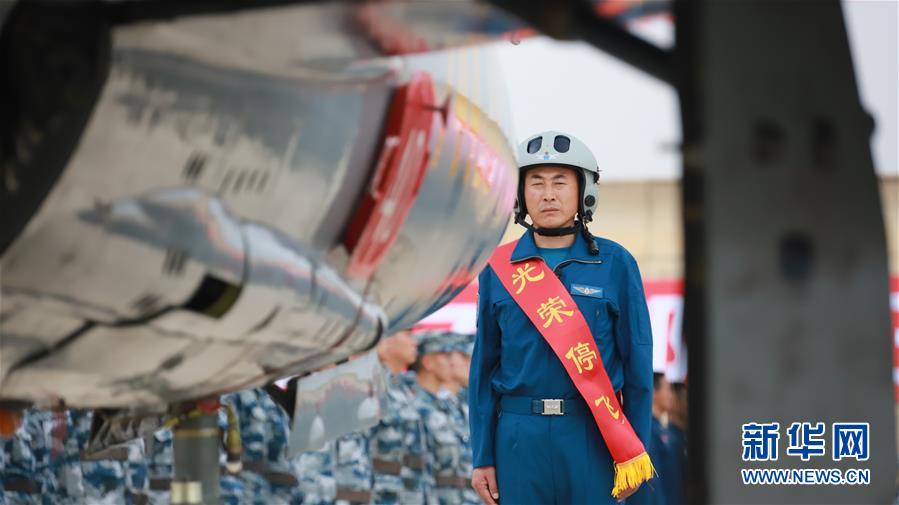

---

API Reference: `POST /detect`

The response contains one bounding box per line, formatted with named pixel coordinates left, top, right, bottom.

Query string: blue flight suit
left=663, top=423, right=686, bottom=505
left=628, top=416, right=668, bottom=505
left=469, top=229, right=653, bottom=504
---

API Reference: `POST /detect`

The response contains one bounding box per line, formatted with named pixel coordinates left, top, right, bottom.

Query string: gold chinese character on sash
left=536, top=296, right=574, bottom=328
left=564, top=342, right=598, bottom=374
left=511, top=263, right=545, bottom=294
left=594, top=396, right=621, bottom=420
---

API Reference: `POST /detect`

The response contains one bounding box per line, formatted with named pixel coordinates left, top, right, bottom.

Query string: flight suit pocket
left=493, top=297, right=532, bottom=371
left=570, top=290, right=616, bottom=342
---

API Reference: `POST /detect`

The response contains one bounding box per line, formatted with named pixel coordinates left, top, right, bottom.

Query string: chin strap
left=534, top=225, right=579, bottom=237
left=514, top=214, right=600, bottom=256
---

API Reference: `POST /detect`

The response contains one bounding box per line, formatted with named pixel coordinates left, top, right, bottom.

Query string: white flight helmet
left=514, top=130, right=600, bottom=225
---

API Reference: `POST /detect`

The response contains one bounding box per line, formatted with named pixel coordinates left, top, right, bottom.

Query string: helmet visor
left=553, top=135, right=570, bottom=153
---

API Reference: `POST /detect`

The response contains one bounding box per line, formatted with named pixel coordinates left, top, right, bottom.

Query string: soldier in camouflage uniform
left=66, top=409, right=150, bottom=505
left=145, top=426, right=253, bottom=505
left=145, top=424, right=175, bottom=505
left=411, top=331, right=468, bottom=505
left=446, top=334, right=479, bottom=505
left=296, top=429, right=373, bottom=505
left=366, top=330, right=435, bottom=505
left=145, top=406, right=250, bottom=505
left=123, top=435, right=150, bottom=504
left=220, top=388, right=302, bottom=505
left=145, top=390, right=300, bottom=505
left=333, top=431, right=373, bottom=505
left=67, top=409, right=123, bottom=504
left=27, top=409, right=62, bottom=501
left=1, top=409, right=39, bottom=504
left=262, top=390, right=302, bottom=505
left=294, top=440, right=336, bottom=504
left=296, top=337, right=430, bottom=505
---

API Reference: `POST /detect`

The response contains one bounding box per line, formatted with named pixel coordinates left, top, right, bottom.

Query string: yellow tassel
left=611, top=452, right=656, bottom=498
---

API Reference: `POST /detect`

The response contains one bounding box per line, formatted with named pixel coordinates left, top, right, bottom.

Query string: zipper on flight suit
left=511, top=256, right=603, bottom=275
left=552, top=257, right=602, bottom=274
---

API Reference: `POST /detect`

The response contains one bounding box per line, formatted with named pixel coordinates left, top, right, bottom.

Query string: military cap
left=455, top=333, right=474, bottom=355
left=415, top=330, right=457, bottom=355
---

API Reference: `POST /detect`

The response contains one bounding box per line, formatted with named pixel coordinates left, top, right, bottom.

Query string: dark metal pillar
left=172, top=411, right=221, bottom=504
left=675, top=1, right=895, bottom=502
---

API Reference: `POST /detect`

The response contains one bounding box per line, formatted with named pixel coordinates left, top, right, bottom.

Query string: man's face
left=523, top=165, right=579, bottom=229
left=378, top=330, right=418, bottom=373
left=423, top=352, right=453, bottom=382
left=448, top=351, right=470, bottom=387
left=654, top=375, right=674, bottom=413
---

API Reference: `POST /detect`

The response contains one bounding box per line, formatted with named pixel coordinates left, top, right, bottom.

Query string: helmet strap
left=533, top=225, right=579, bottom=237
left=514, top=214, right=600, bottom=255
left=514, top=213, right=578, bottom=237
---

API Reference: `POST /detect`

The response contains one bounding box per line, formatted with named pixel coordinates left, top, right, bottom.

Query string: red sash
left=488, top=240, right=654, bottom=498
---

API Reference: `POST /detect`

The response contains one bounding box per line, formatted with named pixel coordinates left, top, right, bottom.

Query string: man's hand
left=615, top=482, right=642, bottom=502
left=471, top=466, right=499, bottom=505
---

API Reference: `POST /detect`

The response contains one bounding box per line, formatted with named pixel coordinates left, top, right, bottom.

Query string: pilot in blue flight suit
left=468, top=131, right=653, bottom=504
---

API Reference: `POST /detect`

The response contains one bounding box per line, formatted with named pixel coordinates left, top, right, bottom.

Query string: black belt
left=372, top=458, right=402, bottom=475
left=403, top=454, right=425, bottom=471
left=3, top=476, right=39, bottom=494
left=128, top=490, right=149, bottom=505
left=149, top=477, right=170, bottom=491
left=5, top=477, right=147, bottom=502
left=435, top=474, right=468, bottom=489
left=500, top=395, right=589, bottom=416
left=234, top=461, right=300, bottom=487
left=151, top=467, right=298, bottom=491
left=336, top=486, right=372, bottom=503
left=81, top=446, right=131, bottom=461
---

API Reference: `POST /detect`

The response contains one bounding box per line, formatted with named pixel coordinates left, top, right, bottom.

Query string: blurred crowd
left=629, top=374, right=688, bottom=505
left=0, top=330, right=690, bottom=505
left=0, top=330, right=478, bottom=505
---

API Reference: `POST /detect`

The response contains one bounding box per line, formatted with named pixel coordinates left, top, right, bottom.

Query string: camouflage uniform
left=144, top=389, right=301, bottom=505
left=367, top=371, right=433, bottom=505
left=412, top=331, right=476, bottom=505
left=70, top=409, right=150, bottom=505
left=262, top=392, right=302, bottom=505
left=295, top=442, right=336, bottom=505
left=145, top=426, right=174, bottom=505
left=333, top=431, right=372, bottom=505
left=1, top=410, right=38, bottom=504
left=0, top=409, right=137, bottom=505
left=123, top=436, right=150, bottom=504
left=219, top=390, right=271, bottom=504
left=414, top=384, right=464, bottom=505
left=220, top=389, right=302, bottom=505
left=452, top=335, right=479, bottom=505
left=146, top=412, right=248, bottom=505
left=28, top=409, right=63, bottom=501
left=444, top=391, right=477, bottom=505
left=296, top=431, right=373, bottom=505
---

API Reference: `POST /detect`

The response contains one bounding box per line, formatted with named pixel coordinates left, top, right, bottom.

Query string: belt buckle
left=542, top=399, right=564, bottom=415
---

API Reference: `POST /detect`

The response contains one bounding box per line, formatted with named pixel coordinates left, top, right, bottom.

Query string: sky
left=490, top=0, right=897, bottom=181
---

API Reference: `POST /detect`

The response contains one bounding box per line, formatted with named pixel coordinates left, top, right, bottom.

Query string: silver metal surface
left=288, top=350, right=386, bottom=455
left=0, top=1, right=518, bottom=409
